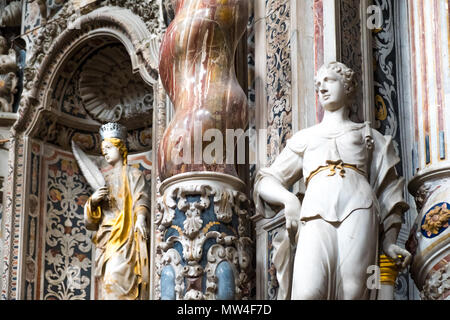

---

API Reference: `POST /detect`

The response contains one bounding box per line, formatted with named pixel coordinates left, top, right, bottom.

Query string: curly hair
left=314, top=61, right=357, bottom=96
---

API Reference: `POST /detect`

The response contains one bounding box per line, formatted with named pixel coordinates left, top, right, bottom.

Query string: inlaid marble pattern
left=313, top=0, right=324, bottom=123
left=265, top=0, right=292, bottom=165
left=38, top=147, right=94, bottom=300
left=340, top=0, right=364, bottom=123
left=248, top=1, right=257, bottom=183
left=373, top=0, right=404, bottom=176
left=23, top=142, right=41, bottom=299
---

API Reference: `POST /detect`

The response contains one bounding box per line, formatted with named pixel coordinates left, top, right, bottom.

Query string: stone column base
left=154, top=172, right=253, bottom=300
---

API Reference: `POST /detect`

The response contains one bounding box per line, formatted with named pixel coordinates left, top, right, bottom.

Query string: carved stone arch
left=1, top=5, right=161, bottom=300
left=14, top=6, right=161, bottom=135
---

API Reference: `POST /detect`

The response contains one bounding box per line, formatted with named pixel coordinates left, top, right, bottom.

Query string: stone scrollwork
left=421, top=261, right=450, bottom=300
left=158, top=248, right=185, bottom=300
left=156, top=173, right=253, bottom=300
left=408, top=173, right=450, bottom=299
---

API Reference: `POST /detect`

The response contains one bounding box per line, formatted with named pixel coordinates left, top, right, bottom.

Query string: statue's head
left=314, top=61, right=357, bottom=112
left=99, top=122, right=128, bottom=165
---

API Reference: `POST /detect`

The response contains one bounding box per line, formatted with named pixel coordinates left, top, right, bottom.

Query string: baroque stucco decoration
left=407, top=173, right=450, bottom=300
left=78, top=44, right=154, bottom=124
left=155, top=173, right=253, bottom=300
left=14, top=4, right=161, bottom=135
left=0, top=36, right=19, bottom=113
left=0, top=1, right=22, bottom=27
left=2, top=3, right=164, bottom=300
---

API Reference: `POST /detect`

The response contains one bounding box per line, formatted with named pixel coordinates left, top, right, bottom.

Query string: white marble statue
left=254, top=61, right=412, bottom=300
left=0, top=36, right=18, bottom=113
left=72, top=123, right=150, bottom=300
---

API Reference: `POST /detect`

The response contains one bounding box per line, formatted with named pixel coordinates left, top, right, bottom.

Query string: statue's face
left=316, top=68, right=346, bottom=112
left=101, top=140, right=122, bottom=165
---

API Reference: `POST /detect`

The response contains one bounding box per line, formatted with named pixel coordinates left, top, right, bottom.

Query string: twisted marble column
left=158, top=0, right=248, bottom=181
left=156, top=0, right=252, bottom=300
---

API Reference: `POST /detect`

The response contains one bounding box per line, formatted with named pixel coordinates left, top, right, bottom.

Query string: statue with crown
left=71, top=122, right=150, bottom=300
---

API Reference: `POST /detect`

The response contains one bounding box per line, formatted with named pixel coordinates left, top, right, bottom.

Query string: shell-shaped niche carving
left=78, top=44, right=153, bottom=124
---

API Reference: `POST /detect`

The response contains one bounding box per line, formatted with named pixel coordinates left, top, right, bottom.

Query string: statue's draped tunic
left=84, top=166, right=150, bottom=300
left=254, top=122, right=408, bottom=299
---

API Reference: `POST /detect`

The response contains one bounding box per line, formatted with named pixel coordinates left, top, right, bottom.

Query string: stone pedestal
left=407, top=169, right=450, bottom=300
left=405, top=0, right=450, bottom=301
left=155, top=172, right=253, bottom=300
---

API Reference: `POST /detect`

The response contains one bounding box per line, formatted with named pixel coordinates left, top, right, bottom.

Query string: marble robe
left=254, top=122, right=409, bottom=300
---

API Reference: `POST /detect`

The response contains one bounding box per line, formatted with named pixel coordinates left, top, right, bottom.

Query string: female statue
left=254, top=62, right=411, bottom=300
left=80, top=123, right=150, bottom=300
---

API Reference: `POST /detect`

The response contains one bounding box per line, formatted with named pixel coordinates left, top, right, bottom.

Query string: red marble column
left=158, top=0, right=249, bottom=181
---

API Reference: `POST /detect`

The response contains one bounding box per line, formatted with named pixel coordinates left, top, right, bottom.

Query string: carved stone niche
left=78, top=44, right=154, bottom=126
left=32, top=40, right=154, bottom=155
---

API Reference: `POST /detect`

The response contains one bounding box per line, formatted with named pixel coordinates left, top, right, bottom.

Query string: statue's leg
left=336, top=208, right=378, bottom=300
left=291, top=218, right=338, bottom=300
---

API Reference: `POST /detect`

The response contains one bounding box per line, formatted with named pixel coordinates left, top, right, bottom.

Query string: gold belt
left=305, top=160, right=366, bottom=187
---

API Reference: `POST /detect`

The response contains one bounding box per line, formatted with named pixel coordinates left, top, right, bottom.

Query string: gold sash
left=305, top=160, right=366, bottom=187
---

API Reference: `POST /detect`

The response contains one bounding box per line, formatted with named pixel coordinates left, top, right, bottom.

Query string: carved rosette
left=155, top=172, right=253, bottom=300
left=407, top=171, right=450, bottom=300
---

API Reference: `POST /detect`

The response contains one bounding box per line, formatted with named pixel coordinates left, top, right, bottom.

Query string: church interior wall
left=0, top=0, right=448, bottom=301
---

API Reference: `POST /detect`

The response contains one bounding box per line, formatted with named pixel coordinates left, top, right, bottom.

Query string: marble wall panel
left=265, top=0, right=292, bottom=165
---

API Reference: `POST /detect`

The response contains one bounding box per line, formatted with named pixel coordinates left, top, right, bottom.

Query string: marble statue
left=0, top=36, right=18, bottom=113
left=72, top=123, right=150, bottom=300
left=254, top=61, right=412, bottom=300
left=0, top=1, right=22, bottom=27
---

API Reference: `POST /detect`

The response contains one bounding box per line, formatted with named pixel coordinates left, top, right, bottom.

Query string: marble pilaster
left=406, top=0, right=450, bottom=301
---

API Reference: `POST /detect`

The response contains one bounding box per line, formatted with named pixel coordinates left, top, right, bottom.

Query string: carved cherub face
left=101, top=140, right=122, bottom=165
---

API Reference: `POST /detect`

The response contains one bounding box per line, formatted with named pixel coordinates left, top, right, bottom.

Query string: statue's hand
left=91, top=186, right=108, bottom=207
left=384, top=243, right=412, bottom=270
left=135, top=215, right=148, bottom=240
left=285, top=199, right=301, bottom=245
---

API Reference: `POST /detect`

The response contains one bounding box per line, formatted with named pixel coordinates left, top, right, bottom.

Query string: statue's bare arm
left=257, top=176, right=301, bottom=243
